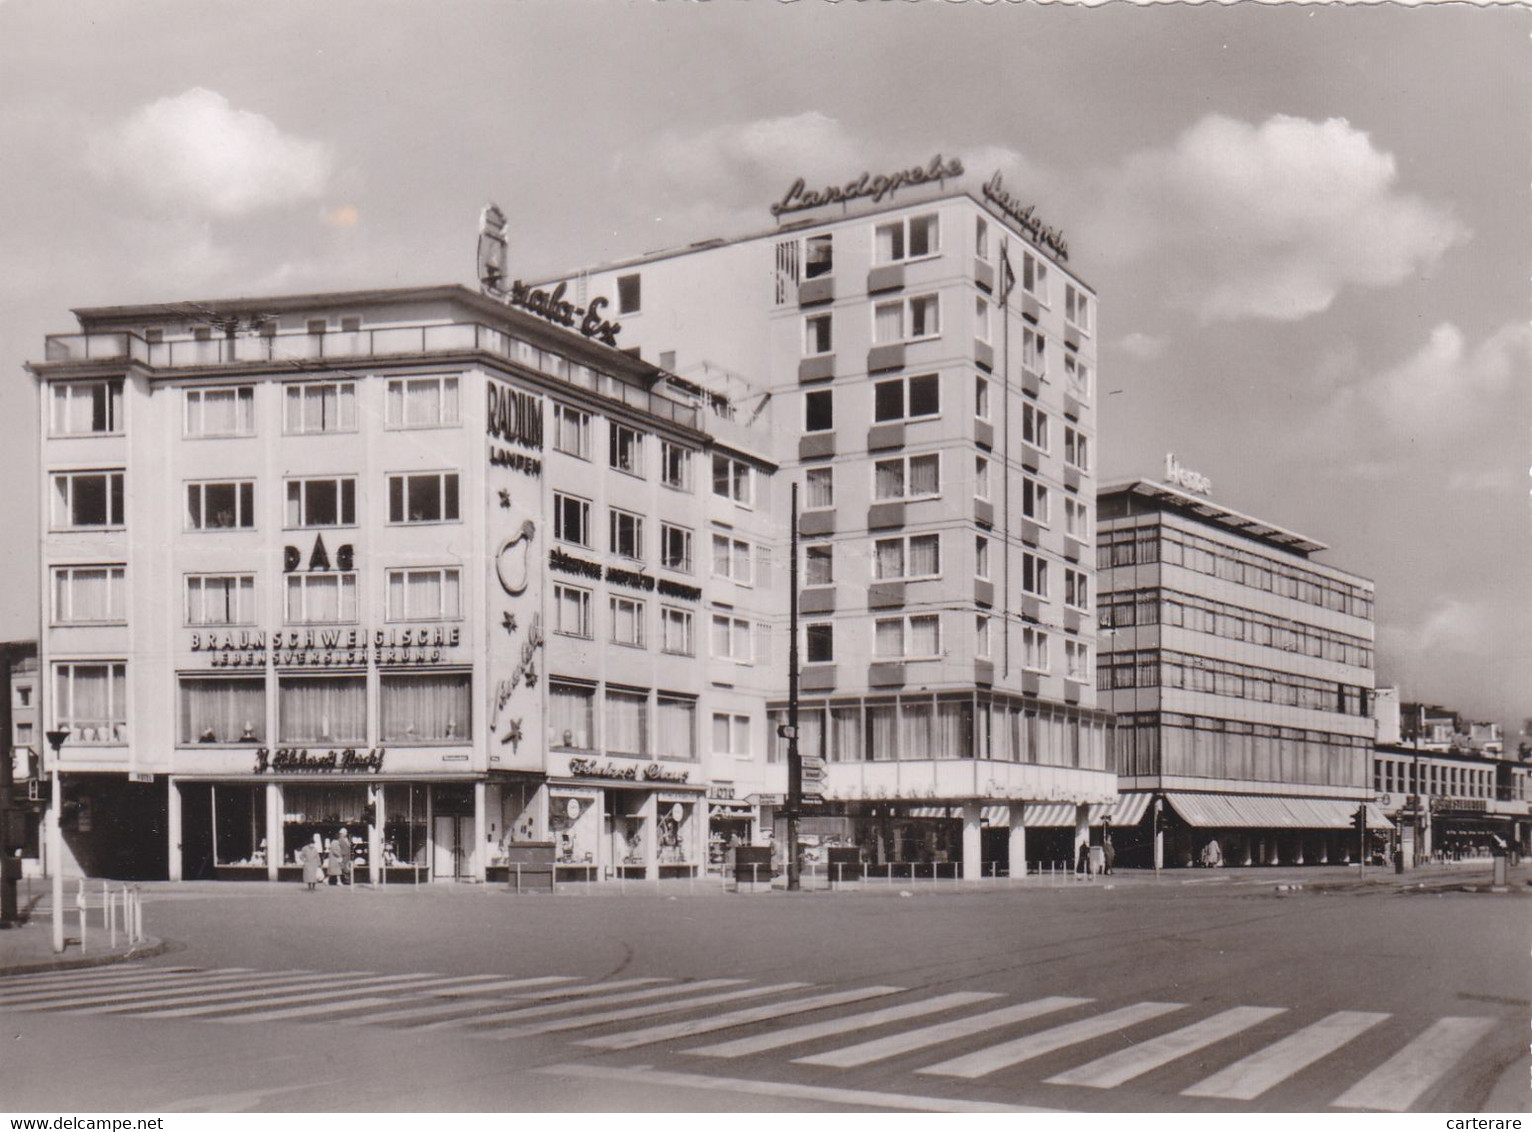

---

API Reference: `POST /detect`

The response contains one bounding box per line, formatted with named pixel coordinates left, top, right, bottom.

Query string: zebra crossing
left=0, top=963, right=1503, bottom=1111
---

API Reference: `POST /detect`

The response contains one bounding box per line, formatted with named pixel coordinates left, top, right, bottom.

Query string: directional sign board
left=801, top=754, right=826, bottom=805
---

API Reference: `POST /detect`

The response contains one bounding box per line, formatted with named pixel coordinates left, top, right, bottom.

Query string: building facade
left=30, top=285, right=782, bottom=882
left=1097, top=476, right=1385, bottom=867
left=542, top=164, right=1117, bottom=875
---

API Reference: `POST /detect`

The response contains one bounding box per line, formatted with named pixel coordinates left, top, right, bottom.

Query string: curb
left=0, top=935, right=169, bottom=978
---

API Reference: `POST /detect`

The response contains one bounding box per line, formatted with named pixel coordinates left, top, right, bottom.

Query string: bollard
left=515, top=862, right=522, bottom=894
left=836, top=862, right=843, bottom=891
left=104, top=881, right=115, bottom=947
left=752, top=862, right=760, bottom=891
left=133, top=887, right=143, bottom=944
left=76, top=879, right=87, bottom=954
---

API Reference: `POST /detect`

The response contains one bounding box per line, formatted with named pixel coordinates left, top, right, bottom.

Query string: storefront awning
left=1108, top=793, right=1153, bottom=827
left=1165, top=794, right=1393, bottom=830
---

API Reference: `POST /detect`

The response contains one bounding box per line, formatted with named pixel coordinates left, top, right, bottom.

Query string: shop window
left=550, top=791, right=598, bottom=866
left=661, top=442, right=693, bottom=492
left=285, top=783, right=375, bottom=871
left=657, top=694, right=697, bottom=760
left=285, top=477, right=356, bottom=528
left=873, top=373, right=939, bottom=422
left=385, top=567, right=461, bottom=621
left=179, top=677, right=265, bottom=745
left=184, top=385, right=255, bottom=438
left=52, top=565, right=126, bottom=624
left=617, top=273, right=641, bottom=315
left=549, top=681, right=596, bottom=749
left=381, top=671, right=470, bottom=744
left=285, top=573, right=358, bottom=624
left=804, top=466, right=833, bottom=510
left=385, top=375, right=460, bottom=428
left=387, top=472, right=459, bottom=524
left=186, top=574, right=255, bottom=626
left=187, top=480, right=255, bottom=531
left=213, top=784, right=266, bottom=868
left=552, top=404, right=591, bottom=460
left=278, top=675, right=366, bottom=745
left=609, top=423, right=645, bottom=477
left=874, top=212, right=939, bottom=264
left=609, top=596, right=647, bottom=649
left=804, top=389, right=834, bottom=432
left=661, top=606, right=694, bottom=656
left=52, top=470, right=125, bottom=529
left=661, top=524, right=693, bottom=573
left=284, top=381, right=356, bottom=434
left=52, top=662, right=127, bottom=742
left=656, top=799, right=695, bottom=865
left=50, top=379, right=122, bottom=436
left=553, top=584, right=593, bottom=639
left=554, top=493, right=591, bottom=547
left=873, top=454, right=940, bottom=501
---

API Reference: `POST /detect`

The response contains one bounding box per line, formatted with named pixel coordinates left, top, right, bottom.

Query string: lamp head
left=45, top=729, right=71, bottom=755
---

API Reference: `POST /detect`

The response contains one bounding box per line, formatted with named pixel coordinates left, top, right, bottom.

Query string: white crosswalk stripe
left=488, top=982, right=815, bottom=1040
left=427, top=976, right=578, bottom=996
left=1182, top=1011, right=1390, bottom=1100
left=795, top=997, right=1091, bottom=1069
left=0, top=966, right=204, bottom=994
left=61, top=971, right=382, bottom=1015
left=138, top=974, right=508, bottom=1020
left=1045, top=1006, right=1288, bottom=1089
left=416, top=979, right=749, bottom=1031
left=918, top=1001, right=1186, bottom=1080
left=511, top=978, right=672, bottom=1000
left=578, top=986, right=908, bottom=1051
left=687, top=991, right=1003, bottom=1059
left=1331, top=1016, right=1497, bottom=1112
left=207, top=996, right=405, bottom=1025
left=0, top=969, right=263, bottom=1004
left=5, top=970, right=344, bottom=1013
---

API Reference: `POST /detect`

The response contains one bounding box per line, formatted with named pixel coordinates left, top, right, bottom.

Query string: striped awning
left=1166, top=794, right=1394, bottom=830
left=883, top=800, right=1146, bottom=827
left=1108, top=792, right=1154, bottom=827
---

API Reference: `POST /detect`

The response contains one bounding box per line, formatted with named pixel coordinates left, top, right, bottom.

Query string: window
left=975, top=215, right=990, bottom=261
left=1023, top=553, right=1049, bottom=598
left=553, top=584, right=593, bottom=639
left=874, top=212, right=938, bottom=263
left=550, top=681, right=596, bottom=749
left=278, top=675, right=366, bottom=744
left=1065, top=640, right=1091, bottom=682
left=976, top=535, right=990, bottom=580
left=657, top=694, right=697, bottom=760
left=51, top=380, right=122, bottom=436
left=179, top=677, right=265, bottom=745
left=805, top=622, right=834, bottom=664
left=380, top=671, right=470, bottom=744
left=712, top=535, right=753, bottom=585
left=805, top=466, right=834, bottom=510
left=1064, top=426, right=1091, bottom=472
left=975, top=455, right=990, bottom=501
left=661, top=606, right=694, bottom=656
left=804, top=543, right=833, bottom=586
left=874, top=533, right=941, bottom=580
left=976, top=615, right=992, bottom=658
left=1023, top=327, right=1046, bottom=374
left=1022, top=477, right=1050, bottom=523
left=1022, top=250, right=1049, bottom=302
left=52, top=471, right=125, bottom=529
left=873, top=294, right=940, bottom=343
left=804, top=313, right=833, bottom=356
left=285, top=477, right=356, bottom=528
left=285, top=573, right=358, bottom=624
left=1064, top=354, right=1093, bottom=398
left=712, top=455, right=753, bottom=506
left=553, top=493, right=592, bottom=546
left=1023, top=627, right=1050, bottom=672
left=804, top=233, right=833, bottom=279
left=1065, top=568, right=1090, bottom=611
left=386, top=375, right=460, bottom=428
left=874, top=454, right=940, bottom=501
left=1023, top=404, right=1050, bottom=450
left=1065, top=284, right=1093, bottom=332
left=186, top=574, right=255, bottom=626
left=874, top=374, right=939, bottom=422
left=617, top=274, right=641, bottom=315
left=874, top=614, right=940, bottom=659
left=661, top=442, right=693, bottom=491
left=610, top=509, right=644, bottom=560
left=975, top=374, right=990, bottom=419
left=386, top=567, right=461, bottom=621
left=552, top=404, right=591, bottom=459
left=711, top=615, right=753, bottom=663
left=387, top=472, right=459, bottom=524
left=53, top=662, right=127, bottom=742
left=184, top=386, right=254, bottom=438
left=713, top=713, right=751, bottom=760
left=975, top=295, right=991, bottom=344
left=1065, top=498, right=1090, bottom=541
left=285, top=381, right=356, bottom=434
left=609, top=423, right=645, bottom=476
left=186, top=480, right=255, bottom=531
left=804, top=389, right=834, bottom=432
left=605, top=687, right=649, bottom=755
left=53, top=565, right=126, bottom=624
left=609, top=596, right=647, bottom=648
left=661, top=524, right=693, bottom=573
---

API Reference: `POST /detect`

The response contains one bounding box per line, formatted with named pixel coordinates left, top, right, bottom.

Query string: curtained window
left=284, top=381, right=356, bottom=434
left=277, top=676, right=366, bottom=744
left=54, top=662, right=127, bottom=742
left=831, top=705, right=862, bottom=762
left=380, top=672, right=469, bottom=744
left=53, top=566, right=126, bottom=624
left=549, top=682, right=595, bottom=749
left=900, top=701, right=933, bottom=760
left=185, top=386, right=254, bottom=437
left=387, top=568, right=461, bottom=621
left=936, top=699, right=972, bottom=759
left=866, top=704, right=898, bottom=761
left=656, top=695, right=696, bottom=760
left=605, top=688, right=649, bottom=756
left=180, top=678, right=265, bottom=745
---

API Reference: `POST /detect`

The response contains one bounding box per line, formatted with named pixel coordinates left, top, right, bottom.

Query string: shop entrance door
left=179, top=783, right=215, bottom=881
left=432, top=815, right=467, bottom=880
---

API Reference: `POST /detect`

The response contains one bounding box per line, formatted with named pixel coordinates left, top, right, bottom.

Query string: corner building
left=1097, top=479, right=1384, bottom=867
left=545, top=169, right=1116, bottom=875
left=30, top=285, right=778, bottom=882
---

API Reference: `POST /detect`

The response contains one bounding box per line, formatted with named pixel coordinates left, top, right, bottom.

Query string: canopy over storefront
left=1164, top=794, right=1391, bottom=830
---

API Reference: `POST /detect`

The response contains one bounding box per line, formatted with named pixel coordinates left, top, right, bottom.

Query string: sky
left=0, top=1, right=1527, bottom=736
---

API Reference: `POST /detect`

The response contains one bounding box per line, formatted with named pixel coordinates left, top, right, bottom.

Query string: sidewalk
left=0, top=886, right=167, bottom=975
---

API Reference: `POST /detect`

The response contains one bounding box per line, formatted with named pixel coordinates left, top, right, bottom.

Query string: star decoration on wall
left=501, top=611, right=518, bottom=635
left=501, top=718, right=523, bottom=751
left=524, top=664, right=538, bottom=689
left=498, top=488, right=512, bottom=509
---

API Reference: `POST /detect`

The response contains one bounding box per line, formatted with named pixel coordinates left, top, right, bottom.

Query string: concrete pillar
left=368, top=783, right=383, bottom=886
left=961, top=803, right=983, bottom=881
left=265, top=782, right=281, bottom=882
left=1008, top=806, right=1027, bottom=878
left=472, top=780, right=487, bottom=882
left=642, top=794, right=659, bottom=882
left=167, top=779, right=182, bottom=882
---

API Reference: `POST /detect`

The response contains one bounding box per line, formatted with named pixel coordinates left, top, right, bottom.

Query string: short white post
left=76, top=879, right=87, bottom=954
left=133, top=886, right=143, bottom=943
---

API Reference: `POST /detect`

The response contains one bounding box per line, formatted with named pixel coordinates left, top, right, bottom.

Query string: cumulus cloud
left=1091, top=114, right=1466, bottom=322
left=90, top=88, right=331, bottom=217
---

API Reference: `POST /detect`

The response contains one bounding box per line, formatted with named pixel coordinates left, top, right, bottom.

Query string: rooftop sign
left=1164, top=452, right=1213, bottom=496
left=981, top=172, right=1069, bottom=262
left=477, top=202, right=622, bottom=346
left=771, top=155, right=965, bottom=218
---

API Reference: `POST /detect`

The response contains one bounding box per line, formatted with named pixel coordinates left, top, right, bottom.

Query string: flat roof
left=1099, top=478, right=1329, bottom=556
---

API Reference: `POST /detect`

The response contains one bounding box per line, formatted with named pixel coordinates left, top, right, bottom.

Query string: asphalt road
left=1, top=871, right=1527, bottom=1114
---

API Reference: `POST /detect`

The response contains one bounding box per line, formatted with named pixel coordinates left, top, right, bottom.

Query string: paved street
left=1, top=869, right=1527, bottom=1113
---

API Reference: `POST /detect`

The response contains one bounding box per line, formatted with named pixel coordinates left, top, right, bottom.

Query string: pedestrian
left=324, top=837, right=343, bottom=886
left=337, top=826, right=354, bottom=886
left=1075, top=841, right=1089, bottom=877
left=299, top=836, right=322, bottom=891
left=1103, top=832, right=1115, bottom=876
left=1201, top=838, right=1223, bottom=868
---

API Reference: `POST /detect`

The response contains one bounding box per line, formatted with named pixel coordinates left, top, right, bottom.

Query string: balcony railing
left=41, top=322, right=700, bottom=430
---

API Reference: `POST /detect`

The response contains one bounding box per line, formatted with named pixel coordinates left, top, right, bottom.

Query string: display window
left=550, top=790, right=599, bottom=866
left=282, top=783, right=370, bottom=868
left=213, top=784, right=266, bottom=867
left=383, top=783, right=428, bottom=868
left=656, top=797, right=696, bottom=866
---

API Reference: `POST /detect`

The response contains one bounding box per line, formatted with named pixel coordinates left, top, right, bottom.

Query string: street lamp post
left=45, top=729, right=69, bottom=953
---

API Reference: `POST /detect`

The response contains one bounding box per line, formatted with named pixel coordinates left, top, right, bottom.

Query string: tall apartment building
left=543, top=162, right=1116, bottom=874
left=29, top=285, right=779, bottom=882
left=1097, top=475, right=1384, bottom=867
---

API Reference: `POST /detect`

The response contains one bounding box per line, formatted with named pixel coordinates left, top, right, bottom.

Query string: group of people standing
left=298, top=828, right=354, bottom=890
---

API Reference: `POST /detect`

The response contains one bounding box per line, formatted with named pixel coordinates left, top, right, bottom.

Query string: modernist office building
left=30, top=285, right=779, bottom=882
left=542, top=160, right=1117, bottom=874
left=1097, top=475, right=1387, bottom=867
